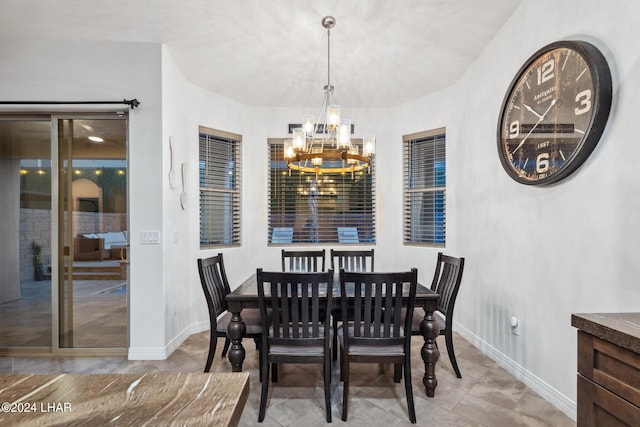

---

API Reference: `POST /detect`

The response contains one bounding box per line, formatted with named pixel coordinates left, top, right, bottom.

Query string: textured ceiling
left=0, top=0, right=521, bottom=108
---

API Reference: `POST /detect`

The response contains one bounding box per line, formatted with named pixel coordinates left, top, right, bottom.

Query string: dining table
left=226, top=272, right=441, bottom=397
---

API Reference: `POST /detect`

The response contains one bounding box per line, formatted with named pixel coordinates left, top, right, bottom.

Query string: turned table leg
left=227, top=303, right=246, bottom=372
left=420, top=303, right=440, bottom=397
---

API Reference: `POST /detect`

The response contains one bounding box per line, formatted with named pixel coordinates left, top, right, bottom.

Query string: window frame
left=267, top=138, right=376, bottom=246
left=403, top=128, right=446, bottom=247
left=198, top=126, right=241, bottom=248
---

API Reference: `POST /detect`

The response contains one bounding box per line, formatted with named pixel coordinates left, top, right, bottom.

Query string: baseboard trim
left=128, top=321, right=209, bottom=360
left=127, top=346, right=166, bottom=360
left=455, top=323, right=577, bottom=421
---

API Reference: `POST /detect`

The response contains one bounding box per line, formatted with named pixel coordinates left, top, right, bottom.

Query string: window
left=199, top=127, right=241, bottom=247
left=403, top=128, right=445, bottom=245
left=268, top=138, right=375, bottom=245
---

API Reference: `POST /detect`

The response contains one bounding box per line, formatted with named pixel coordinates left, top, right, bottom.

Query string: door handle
left=120, top=244, right=129, bottom=263
left=64, top=246, right=70, bottom=256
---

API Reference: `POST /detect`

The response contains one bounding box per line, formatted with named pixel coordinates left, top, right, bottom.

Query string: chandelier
left=285, top=16, right=375, bottom=177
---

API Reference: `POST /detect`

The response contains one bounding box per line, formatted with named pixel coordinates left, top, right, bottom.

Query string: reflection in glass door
left=57, top=116, right=128, bottom=349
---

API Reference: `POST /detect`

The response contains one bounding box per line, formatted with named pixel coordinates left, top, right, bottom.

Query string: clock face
left=497, top=41, right=612, bottom=185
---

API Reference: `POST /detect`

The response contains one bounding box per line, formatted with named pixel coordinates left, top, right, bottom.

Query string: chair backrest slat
left=393, top=284, right=403, bottom=336
left=373, top=283, right=383, bottom=335
left=270, top=281, right=283, bottom=336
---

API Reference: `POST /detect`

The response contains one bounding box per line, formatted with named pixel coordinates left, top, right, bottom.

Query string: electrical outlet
left=511, top=316, right=519, bottom=335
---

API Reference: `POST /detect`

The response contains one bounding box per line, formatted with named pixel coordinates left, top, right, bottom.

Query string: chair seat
left=338, top=326, right=405, bottom=356
left=216, top=308, right=263, bottom=335
left=405, top=307, right=445, bottom=334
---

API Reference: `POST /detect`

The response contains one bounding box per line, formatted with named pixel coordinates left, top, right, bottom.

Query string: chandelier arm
left=328, top=90, right=338, bottom=106
left=302, top=91, right=329, bottom=171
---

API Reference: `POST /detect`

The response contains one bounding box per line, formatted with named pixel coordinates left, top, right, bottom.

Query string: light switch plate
left=141, top=231, right=161, bottom=245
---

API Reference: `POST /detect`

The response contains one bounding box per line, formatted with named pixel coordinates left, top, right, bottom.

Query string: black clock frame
left=497, top=40, right=613, bottom=185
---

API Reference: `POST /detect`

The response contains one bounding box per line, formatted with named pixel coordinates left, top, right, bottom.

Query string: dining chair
left=338, top=269, right=418, bottom=423
left=197, top=253, right=263, bottom=372
left=408, top=252, right=465, bottom=378
left=281, top=249, right=325, bottom=272
left=329, top=249, right=375, bottom=359
left=256, top=269, right=334, bottom=423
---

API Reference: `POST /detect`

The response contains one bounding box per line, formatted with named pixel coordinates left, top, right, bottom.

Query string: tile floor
left=0, top=331, right=575, bottom=426
left=0, top=278, right=126, bottom=348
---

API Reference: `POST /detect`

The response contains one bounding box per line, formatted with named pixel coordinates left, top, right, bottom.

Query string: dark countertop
left=0, top=372, right=250, bottom=426
left=571, top=312, right=640, bottom=354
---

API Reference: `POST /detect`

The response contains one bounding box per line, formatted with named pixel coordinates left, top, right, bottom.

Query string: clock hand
left=540, top=98, right=557, bottom=119
left=524, top=104, right=543, bottom=120
left=512, top=99, right=557, bottom=154
left=511, top=123, right=538, bottom=155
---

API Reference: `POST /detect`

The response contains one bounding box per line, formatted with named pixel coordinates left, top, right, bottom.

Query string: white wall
left=393, top=0, right=640, bottom=419
left=160, top=47, right=254, bottom=351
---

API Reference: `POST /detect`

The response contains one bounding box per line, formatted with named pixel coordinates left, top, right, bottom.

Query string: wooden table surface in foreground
left=0, top=372, right=250, bottom=426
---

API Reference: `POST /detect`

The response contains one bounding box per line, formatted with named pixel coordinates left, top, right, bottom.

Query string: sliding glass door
left=0, top=113, right=128, bottom=353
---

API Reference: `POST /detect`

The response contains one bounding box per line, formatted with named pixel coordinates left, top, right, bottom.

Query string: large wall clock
left=497, top=40, right=612, bottom=185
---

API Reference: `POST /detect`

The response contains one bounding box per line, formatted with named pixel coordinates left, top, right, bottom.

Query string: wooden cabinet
left=572, top=313, right=640, bottom=426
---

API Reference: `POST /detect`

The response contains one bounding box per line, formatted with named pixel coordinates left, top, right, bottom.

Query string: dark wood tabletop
left=226, top=272, right=437, bottom=304
left=226, top=272, right=441, bottom=397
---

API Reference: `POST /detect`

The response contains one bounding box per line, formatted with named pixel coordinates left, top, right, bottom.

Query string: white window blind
left=403, top=128, right=446, bottom=246
left=199, top=127, right=241, bottom=247
left=268, top=138, right=375, bottom=245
